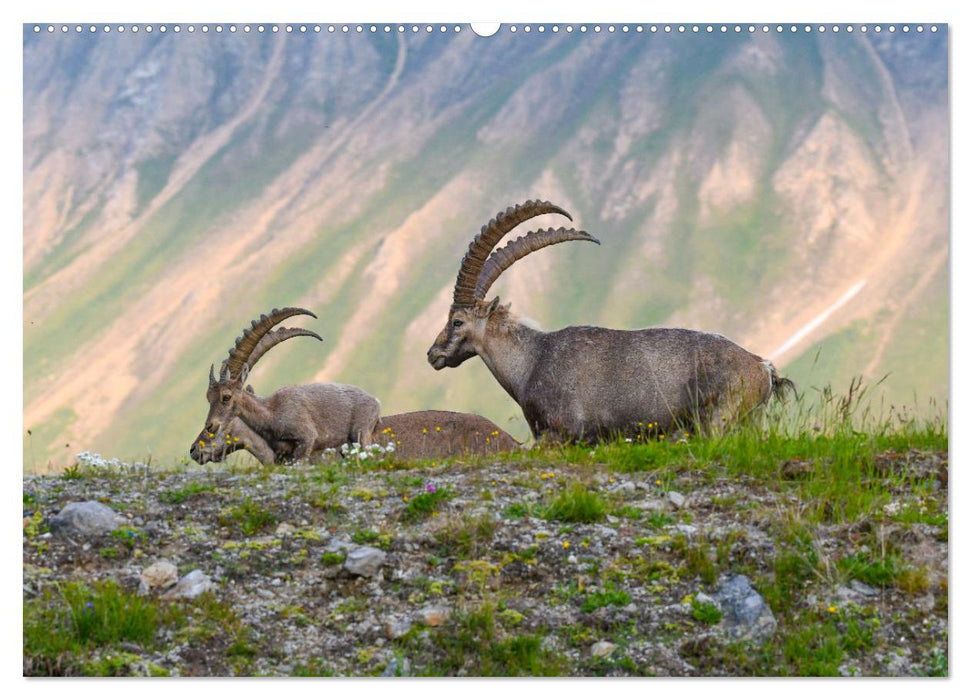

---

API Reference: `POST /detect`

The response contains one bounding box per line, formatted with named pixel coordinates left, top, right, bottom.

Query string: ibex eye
left=221, top=394, right=231, bottom=403
left=452, top=319, right=464, bottom=328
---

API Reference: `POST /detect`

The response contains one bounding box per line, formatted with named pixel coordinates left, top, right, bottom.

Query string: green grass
left=24, top=581, right=159, bottom=675
left=418, top=603, right=567, bottom=676
left=219, top=498, right=277, bottom=536
left=690, top=598, right=724, bottom=625
left=402, top=484, right=454, bottom=521
left=160, top=482, right=216, bottom=504
left=320, top=551, right=346, bottom=567
left=434, top=512, right=498, bottom=559
left=543, top=483, right=608, bottom=524
left=580, top=581, right=632, bottom=613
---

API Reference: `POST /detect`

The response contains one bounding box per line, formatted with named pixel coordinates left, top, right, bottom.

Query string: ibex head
left=427, top=200, right=599, bottom=370
left=189, top=307, right=321, bottom=463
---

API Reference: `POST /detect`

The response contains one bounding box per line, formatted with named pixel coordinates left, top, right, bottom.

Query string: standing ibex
left=189, top=307, right=381, bottom=464
left=192, top=410, right=520, bottom=465
left=427, top=200, right=794, bottom=442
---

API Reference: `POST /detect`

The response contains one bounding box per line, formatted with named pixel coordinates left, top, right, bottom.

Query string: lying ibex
left=189, top=307, right=381, bottom=464
left=191, top=410, right=521, bottom=464
left=427, top=200, right=794, bottom=442
left=376, top=410, right=520, bottom=460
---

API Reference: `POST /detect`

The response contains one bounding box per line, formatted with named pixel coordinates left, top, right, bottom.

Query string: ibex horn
left=245, top=327, right=324, bottom=370
left=451, top=200, right=571, bottom=310
left=222, top=307, right=317, bottom=379
left=475, top=227, right=600, bottom=300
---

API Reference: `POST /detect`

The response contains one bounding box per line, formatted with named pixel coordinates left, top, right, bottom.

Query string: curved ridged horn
left=222, top=307, right=317, bottom=379
left=475, top=227, right=600, bottom=300
left=245, top=327, right=323, bottom=370
left=452, top=200, right=572, bottom=309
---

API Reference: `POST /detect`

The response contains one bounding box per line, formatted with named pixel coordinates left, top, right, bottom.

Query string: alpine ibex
left=191, top=410, right=520, bottom=464
left=376, top=410, right=520, bottom=460
left=427, top=200, right=794, bottom=442
left=189, top=307, right=381, bottom=464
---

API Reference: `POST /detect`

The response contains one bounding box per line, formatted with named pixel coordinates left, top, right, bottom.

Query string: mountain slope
left=22, top=27, right=948, bottom=469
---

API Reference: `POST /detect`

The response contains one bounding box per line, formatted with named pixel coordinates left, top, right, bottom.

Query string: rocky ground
left=22, top=447, right=948, bottom=677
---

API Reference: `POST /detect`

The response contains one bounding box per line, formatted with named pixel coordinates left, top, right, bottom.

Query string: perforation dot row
left=31, top=24, right=941, bottom=35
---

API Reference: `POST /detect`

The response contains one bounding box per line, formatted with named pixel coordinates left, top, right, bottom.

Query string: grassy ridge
left=23, top=384, right=947, bottom=676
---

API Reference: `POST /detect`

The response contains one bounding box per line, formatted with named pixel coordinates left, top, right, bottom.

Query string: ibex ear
left=209, top=364, right=217, bottom=387
left=246, top=385, right=255, bottom=394
left=486, top=296, right=501, bottom=317
left=240, top=363, right=250, bottom=385
left=219, top=361, right=231, bottom=383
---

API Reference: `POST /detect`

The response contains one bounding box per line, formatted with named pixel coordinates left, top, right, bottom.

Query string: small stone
left=343, top=547, right=387, bottom=578
left=591, top=641, right=618, bottom=658
left=667, top=491, right=686, bottom=509
left=712, top=575, right=776, bottom=643
left=386, top=617, right=413, bottom=639
left=675, top=524, right=697, bottom=536
left=420, top=606, right=449, bottom=627
left=631, top=499, right=666, bottom=512
left=138, top=560, right=179, bottom=596
left=275, top=523, right=295, bottom=537
left=160, top=570, right=215, bottom=601
left=49, top=501, right=126, bottom=538
left=849, top=580, right=877, bottom=597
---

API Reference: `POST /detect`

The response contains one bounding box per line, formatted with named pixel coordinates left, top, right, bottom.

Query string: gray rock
left=344, top=546, right=387, bottom=578
left=138, top=560, right=179, bottom=595
left=420, top=605, right=449, bottom=626
left=849, top=580, right=877, bottom=597
left=591, top=641, right=618, bottom=658
left=712, top=575, right=776, bottom=643
left=675, top=524, right=698, bottom=536
left=385, top=617, right=413, bottom=639
left=631, top=499, right=666, bottom=512
left=667, top=491, right=686, bottom=509
left=160, top=570, right=215, bottom=600
left=49, top=501, right=126, bottom=538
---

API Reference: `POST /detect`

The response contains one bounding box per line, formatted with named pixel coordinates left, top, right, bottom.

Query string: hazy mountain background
left=23, top=25, right=948, bottom=471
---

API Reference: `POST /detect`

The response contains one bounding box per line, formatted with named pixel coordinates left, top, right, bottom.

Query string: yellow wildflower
left=199, top=440, right=205, bottom=447
left=828, top=605, right=837, bottom=613
left=562, top=541, right=570, bottom=549
left=435, top=426, right=442, bottom=432
left=422, top=428, right=428, bottom=434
